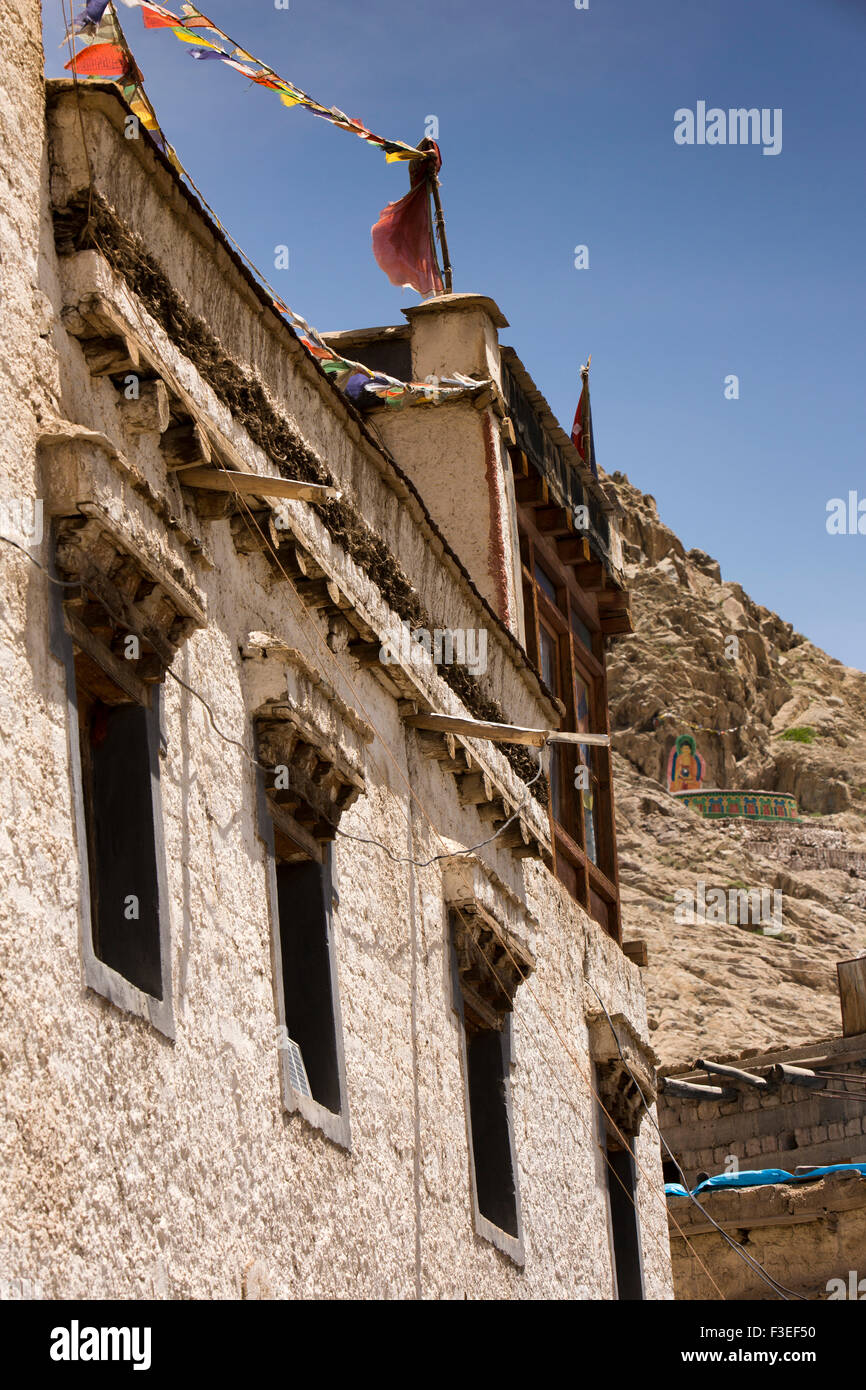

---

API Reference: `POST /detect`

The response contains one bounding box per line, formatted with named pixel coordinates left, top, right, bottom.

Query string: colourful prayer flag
left=64, top=41, right=129, bottom=77
left=73, top=0, right=111, bottom=34
left=140, top=4, right=181, bottom=27
left=171, top=26, right=221, bottom=47
left=372, top=147, right=444, bottom=298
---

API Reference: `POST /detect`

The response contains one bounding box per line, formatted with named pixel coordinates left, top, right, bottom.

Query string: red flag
left=571, top=379, right=589, bottom=464
left=372, top=144, right=444, bottom=297
left=571, top=365, right=597, bottom=476
left=64, top=42, right=129, bottom=77
left=141, top=3, right=182, bottom=24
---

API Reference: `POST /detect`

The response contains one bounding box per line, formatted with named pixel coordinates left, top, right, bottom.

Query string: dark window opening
left=662, top=1158, right=681, bottom=1185
left=76, top=670, right=163, bottom=1000
left=466, top=1028, right=520, bottom=1237
left=605, top=1138, right=644, bottom=1300
left=275, top=854, right=341, bottom=1114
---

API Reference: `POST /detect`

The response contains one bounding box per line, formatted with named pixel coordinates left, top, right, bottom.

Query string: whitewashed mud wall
left=0, top=11, right=672, bottom=1299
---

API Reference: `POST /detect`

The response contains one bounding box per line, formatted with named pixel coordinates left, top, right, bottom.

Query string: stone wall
left=662, top=1037, right=866, bottom=1188
left=0, top=22, right=672, bottom=1301
left=669, top=1171, right=866, bottom=1300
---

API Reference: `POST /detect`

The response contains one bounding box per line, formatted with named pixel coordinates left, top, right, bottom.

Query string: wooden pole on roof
left=430, top=176, right=453, bottom=293
left=417, top=137, right=452, bottom=293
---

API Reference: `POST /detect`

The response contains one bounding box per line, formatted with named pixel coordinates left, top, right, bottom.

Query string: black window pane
left=608, top=1146, right=644, bottom=1299
left=466, top=1030, right=519, bottom=1237
left=277, top=858, right=341, bottom=1114
left=84, top=701, right=162, bottom=999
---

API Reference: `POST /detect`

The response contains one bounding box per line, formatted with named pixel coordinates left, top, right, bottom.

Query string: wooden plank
left=597, top=586, right=629, bottom=608
left=229, top=510, right=280, bottom=555
left=547, top=730, right=611, bottom=748
left=179, top=468, right=341, bottom=502
left=838, top=958, right=866, bottom=1037
left=63, top=609, right=152, bottom=708
left=696, top=1060, right=772, bottom=1090
left=573, top=562, right=606, bottom=591
left=622, top=939, right=648, bottom=968
left=600, top=611, right=634, bottom=636
left=404, top=711, right=610, bottom=748
left=458, top=771, right=494, bottom=806
left=162, top=421, right=212, bottom=469
left=557, top=535, right=591, bottom=566
left=73, top=503, right=206, bottom=626
left=770, top=1064, right=829, bottom=1091
left=661, top=1078, right=738, bottom=1102
left=348, top=640, right=384, bottom=667
left=534, top=505, right=573, bottom=535
left=514, top=474, right=549, bottom=506
left=267, top=795, right=325, bottom=864
left=82, top=334, right=140, bottom=377
left=119, top=380, right=170, bottom=435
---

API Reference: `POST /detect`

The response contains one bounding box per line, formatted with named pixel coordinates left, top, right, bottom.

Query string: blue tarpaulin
left=665, top=1162, right=866, bottom=1198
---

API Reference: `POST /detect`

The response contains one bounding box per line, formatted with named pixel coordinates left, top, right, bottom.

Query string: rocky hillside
left=604, top=472, right=866, bottom=1068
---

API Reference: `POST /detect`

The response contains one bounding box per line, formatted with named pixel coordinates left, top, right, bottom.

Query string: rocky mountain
left=604, top=472, right=866, bottom=1068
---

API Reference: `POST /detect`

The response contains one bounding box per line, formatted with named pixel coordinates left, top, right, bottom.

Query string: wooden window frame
left=516, top=489, right=623, bottom=943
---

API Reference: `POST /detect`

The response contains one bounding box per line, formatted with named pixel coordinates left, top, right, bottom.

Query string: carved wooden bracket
left=596, top=1057, right=656, bottom=1140
left=450, top=904, right=534, bottom=1033
left=255, top=700, right=365, bottom=845
left=55, top=502, right=206, bottom=700
left=588, top=1010, right=658, bottom=1139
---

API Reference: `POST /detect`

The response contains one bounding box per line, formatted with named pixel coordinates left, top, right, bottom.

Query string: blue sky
left=45, top=0, right=866, bottom=668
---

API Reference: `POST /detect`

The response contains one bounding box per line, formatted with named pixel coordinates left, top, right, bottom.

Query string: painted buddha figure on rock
left=667, top=734, right=705, bottom=793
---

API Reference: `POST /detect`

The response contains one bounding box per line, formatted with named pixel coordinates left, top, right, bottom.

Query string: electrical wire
left=0, top=531, right=547, bottom=867
left=332, top=747, right=545, bottom=868
left=49, top=64, right=757, bottom=1296
left=587, top=983, right=809, bottom=1301
left=0, top=534, right=85, bottom=586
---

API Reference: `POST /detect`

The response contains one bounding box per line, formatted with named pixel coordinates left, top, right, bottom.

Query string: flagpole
left=417, top=138, right=452, bottom=293
left=581, top=360, right=591, bottom=467
left=429, top=175, right=453, bottom=293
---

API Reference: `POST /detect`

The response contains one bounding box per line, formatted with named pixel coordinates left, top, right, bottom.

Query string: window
left=52, top=505, right=204, bottom=1036
left=604, top=1136, right=644, bottom=1300
left=450, top=908, right=526, bottom=1263
left=60, top=633, right=173, bottom=1036
left=595, top=1062, right=644, bottom=1299
left=78, top=692, right=163, bottom=998
left=262, top=783, right=350, bottom=1148
left=514, top=458, right=622, bottom=941
left=466, top=1026, right=520, bottom=1238
left=275, top=855, right=342, bottom=1116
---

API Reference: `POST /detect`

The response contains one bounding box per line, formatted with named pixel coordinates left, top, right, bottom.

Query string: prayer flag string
left=99, top=0, right=424, bottom=163
left=63, top=4, right=478, bottom=410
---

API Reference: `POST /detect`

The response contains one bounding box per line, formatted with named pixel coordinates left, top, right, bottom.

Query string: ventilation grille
left=280, top=1034, right=312, bottom=1099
